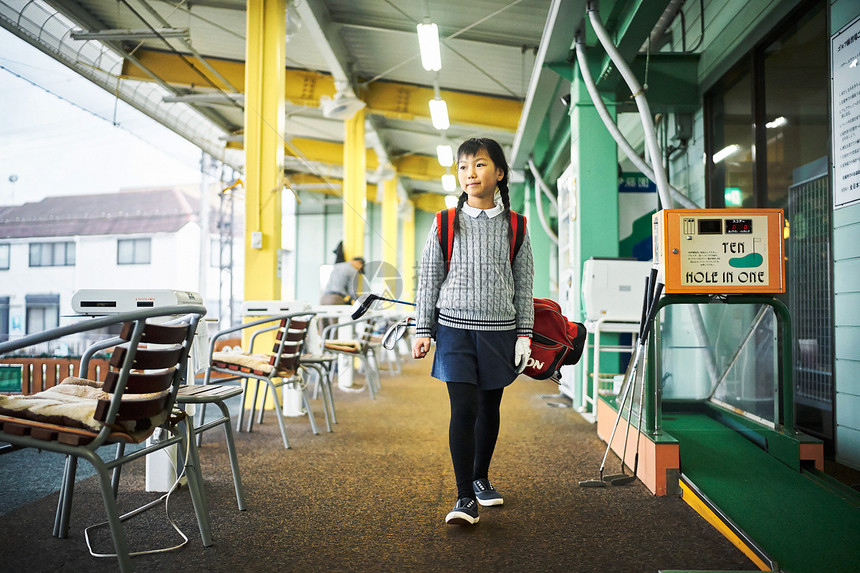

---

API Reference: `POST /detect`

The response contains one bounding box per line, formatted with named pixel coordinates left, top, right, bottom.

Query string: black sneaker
left=445, top=498, right=479, bottom=525
left=472, top=478, right=504, bottom=506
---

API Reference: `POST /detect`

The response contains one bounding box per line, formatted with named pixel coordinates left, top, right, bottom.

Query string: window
left=29, top=242, right=75, bottom=267
left=705, top=1, right=827, bottom=210
left=25, top=294, right=59, bottom=334
left=117, top=238, right=151, bottom=265
left=0, top=296, right=9, bottom=342
left=0, top=244, right=9, bottom=270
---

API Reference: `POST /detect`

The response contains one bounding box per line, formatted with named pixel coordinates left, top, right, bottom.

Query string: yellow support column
left=343, top=108, right=366, bottom=259
left=382, top=176, right=398, bottom=269
left=401, top=200, right=416, bottom=302
left=244, top=0, right=285, bottom=411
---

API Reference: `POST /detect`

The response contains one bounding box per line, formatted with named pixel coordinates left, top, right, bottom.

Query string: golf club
left=351, top=293, right=415, bottom=320
left=579, top=268, right=662, bottom=489
left=603, top=274, right=652, bottom=483
left=382, top=316, right=415, bottom=350
left=611, top=281, right=664, bottom=486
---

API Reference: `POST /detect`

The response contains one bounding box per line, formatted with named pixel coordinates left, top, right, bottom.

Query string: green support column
left=525, top=176, right=553, bottom=299
left=571, top=70, right=620, bottom=408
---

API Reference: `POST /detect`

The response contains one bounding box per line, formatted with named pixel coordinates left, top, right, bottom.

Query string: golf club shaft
left=596, top=342, right=642, bottom=475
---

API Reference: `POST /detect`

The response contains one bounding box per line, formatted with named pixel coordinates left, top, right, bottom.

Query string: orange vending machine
left=652, top=209, right=785, bottom=294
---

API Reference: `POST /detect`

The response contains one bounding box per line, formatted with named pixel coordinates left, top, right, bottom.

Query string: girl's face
left=458, top=149, right=504, bottom=209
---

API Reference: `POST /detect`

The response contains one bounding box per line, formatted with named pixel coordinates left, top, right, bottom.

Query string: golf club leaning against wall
left=579, top=267, right=663, bottom=489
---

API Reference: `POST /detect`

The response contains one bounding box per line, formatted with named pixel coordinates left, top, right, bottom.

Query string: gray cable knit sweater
left=415, top=207, right=534, bottom=338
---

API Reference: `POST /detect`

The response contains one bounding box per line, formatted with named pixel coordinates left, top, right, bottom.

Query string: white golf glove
left=514, top=336, right=531, bottom=374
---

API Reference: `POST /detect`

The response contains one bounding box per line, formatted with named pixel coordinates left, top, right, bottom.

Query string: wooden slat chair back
left=0, top=305, right=210, bottom=573
left=254, top=317, right=333, bottom=433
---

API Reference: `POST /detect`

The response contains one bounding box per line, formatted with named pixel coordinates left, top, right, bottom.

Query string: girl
left=412, top=137, right=534, bottom=525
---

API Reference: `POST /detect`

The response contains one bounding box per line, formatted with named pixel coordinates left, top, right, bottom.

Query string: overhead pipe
left=526, top=159, right=559, bottom=245
left=584, top=3, right=717, bottom=389
left=573, top=33, right=697, bottom=209
left=586, top=2, right=673, bottom=210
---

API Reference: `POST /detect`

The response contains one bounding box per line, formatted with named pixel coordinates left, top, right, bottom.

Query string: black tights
left=446, top=382, right=504, bottom=500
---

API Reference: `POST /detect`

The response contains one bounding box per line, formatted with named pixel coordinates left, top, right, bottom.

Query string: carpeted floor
left=0, top=355, right=757, bottom=573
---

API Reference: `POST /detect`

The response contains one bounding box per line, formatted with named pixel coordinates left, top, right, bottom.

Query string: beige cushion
left=324, top=340, right=362, bottom=353
left=212, top=351, right=296, bottom=377
left=0, top=376, right=169, bottom=433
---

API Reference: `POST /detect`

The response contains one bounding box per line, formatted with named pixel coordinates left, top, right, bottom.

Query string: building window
left=0, top=296, right=9, bottom=342
left=29, top=242, right=75, bottom=267
left=0, top=244, right=9, bottom=270
left=117, top=238, right=151, bottom=265
left=25, top=294, right=59, bottom=335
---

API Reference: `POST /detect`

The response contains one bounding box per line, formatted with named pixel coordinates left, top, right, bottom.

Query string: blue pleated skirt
left=431, top=323, right=518, bottom=390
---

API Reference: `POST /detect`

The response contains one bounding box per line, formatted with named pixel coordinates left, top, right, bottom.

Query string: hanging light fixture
left=429, top=82, right=449, bottom=130
left=436, top=144, right=454, bottom=167
left=442, top=173, right=457, bottom=192
left=417, top=21, right=442, bottom=71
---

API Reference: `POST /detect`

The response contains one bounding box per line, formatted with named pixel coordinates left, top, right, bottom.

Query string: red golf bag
left=522, top=298, right=587, bottom=382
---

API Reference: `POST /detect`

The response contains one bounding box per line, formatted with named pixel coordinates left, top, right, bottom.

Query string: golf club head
left=578, top=479, right=608, bottom=488
left=350, top=293, right=380, bottom=320
left=382, top=317, right=415, bottom=350
left=610, top=476, right=636, bottom=486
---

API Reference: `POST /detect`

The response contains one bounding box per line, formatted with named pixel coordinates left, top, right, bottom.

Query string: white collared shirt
left=462, top=202, right=503, bottom=218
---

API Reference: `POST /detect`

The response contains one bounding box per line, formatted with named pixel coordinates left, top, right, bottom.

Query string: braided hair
left=452, top=137, right=513, bottom=242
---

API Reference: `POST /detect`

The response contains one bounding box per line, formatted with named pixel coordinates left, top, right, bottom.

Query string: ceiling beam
left=121, top=49, right=522, bottom=133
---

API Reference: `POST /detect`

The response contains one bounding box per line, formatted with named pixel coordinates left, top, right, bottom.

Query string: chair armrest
left=320, top=316, right=375, bottom=343
left=0, top=304, right=207, bottom=355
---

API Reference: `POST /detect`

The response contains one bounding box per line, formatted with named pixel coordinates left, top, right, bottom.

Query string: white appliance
left=582, top=258, right=653, bottom=322
left=72, top=289, right=202, bottom=315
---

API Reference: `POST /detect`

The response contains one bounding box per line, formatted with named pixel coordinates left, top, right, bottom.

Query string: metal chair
left=201, top=311, right=320, bottom=449
left=320, top=316, right=384, bottom=399
left=0, top=305, right=210, bottom=573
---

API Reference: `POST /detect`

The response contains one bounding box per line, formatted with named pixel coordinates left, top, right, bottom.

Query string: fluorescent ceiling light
left=766, top=116, right=788, bottom=129
left=436, top=144, right=454, bottom=167
left=851, top=58, right=858, bottom=68
left=713, top=144, right=741, bottom=164
left=417, top=22, right=442, bottom=71
left=444, top=194, right=459, bottom=208
left=71, top=28, right=189, bottom=40
left=429, top=98, right=449, bottom=130
left=442, top=174, right=457, bottom=192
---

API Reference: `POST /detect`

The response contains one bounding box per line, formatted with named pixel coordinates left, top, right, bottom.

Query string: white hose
left=584, top=4, right=716, bottom=391
left=527, top=159, right=559, bottom=244
left=587, top=4, right=673, bottom=210
left=573, top=35, right=698, bottom=209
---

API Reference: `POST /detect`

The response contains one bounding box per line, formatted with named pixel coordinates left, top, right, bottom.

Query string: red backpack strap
left=436, top=208, right=456, bottom=274
left=510, top=211, right=527, bottom=263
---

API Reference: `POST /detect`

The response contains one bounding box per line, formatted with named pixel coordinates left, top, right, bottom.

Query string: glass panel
left=27, top=307, right=45, bottom=334
left=136, top=239, right=150, bottom=264
left=710, top=69, right=754, bottom=207
left=66, top=242, right=75, bottom=266
left=659, top=303, right=779, bottom=427
left=117, top=239, right=133, bottom=264
left=763, top=6, right=827, bottom=209
left=29, top=244, right=42, bottom=266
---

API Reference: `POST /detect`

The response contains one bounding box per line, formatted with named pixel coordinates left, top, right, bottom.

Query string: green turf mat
left=664, top=412, right=860, bottom=573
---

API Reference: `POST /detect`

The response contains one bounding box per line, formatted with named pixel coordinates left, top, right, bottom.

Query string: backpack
left=436, top=208, right=526, bottom=272
left=435, top=208, right=587, bottom=382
